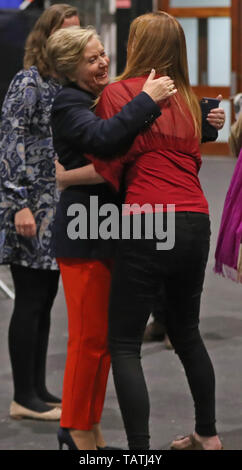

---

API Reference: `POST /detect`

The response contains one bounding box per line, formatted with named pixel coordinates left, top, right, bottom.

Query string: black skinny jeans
left=108, top=212, right=216, bottom=450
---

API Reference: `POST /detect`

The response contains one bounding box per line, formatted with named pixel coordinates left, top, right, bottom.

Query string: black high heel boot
left=97, top=445, right=122, bottom=450
left=57, top=427, right=78, bottom=450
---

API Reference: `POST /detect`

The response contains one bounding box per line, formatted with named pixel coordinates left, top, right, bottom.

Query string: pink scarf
left=214, top=147, right=242, bottom=282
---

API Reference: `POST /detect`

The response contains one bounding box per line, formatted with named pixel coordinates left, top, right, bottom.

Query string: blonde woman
left=0, top=4, right=80, bottom=421
left=229, top=112, right=242, bottom=158
left=46, top=26, right=175, bottom=450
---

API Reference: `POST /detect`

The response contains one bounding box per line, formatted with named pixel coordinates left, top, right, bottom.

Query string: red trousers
left=57, top=258, right=112, bottom=430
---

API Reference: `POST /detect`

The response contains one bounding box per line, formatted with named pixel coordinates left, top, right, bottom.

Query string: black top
left=51, top=83, right=161, bottom=259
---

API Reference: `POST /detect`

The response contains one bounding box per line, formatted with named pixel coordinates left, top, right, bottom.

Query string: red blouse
left=89, top=76, right=209, bottom=214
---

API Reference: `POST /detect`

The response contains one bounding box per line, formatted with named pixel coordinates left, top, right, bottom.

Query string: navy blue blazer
left=51, top=83, right=161, bottom=259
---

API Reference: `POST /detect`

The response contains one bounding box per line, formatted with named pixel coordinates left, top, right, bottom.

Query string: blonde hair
left=24, top=3, right=79, bottom=77
left=119, top=11, right=201, bottom=137
left=46, top=26, right=99, bottom=84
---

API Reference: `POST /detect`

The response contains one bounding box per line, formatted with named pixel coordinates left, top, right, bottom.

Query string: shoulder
left=99, top=77, right=145, bottom=105
left=55, top=85, right=92, bottom=103
left=104, top=77, right=144, bottom=93
left=4, top=67, right=41, bottom=102
left=101, top=79, right=130, bottom=97
left=96, top=77, right=145, bottom=117
left=53, top=85, right=93, bottom=110
left=2, top=67, right=41, bottom=112
left=6, top=68, right=59, bottom=100
left=10, top=66, right=41, bottom=88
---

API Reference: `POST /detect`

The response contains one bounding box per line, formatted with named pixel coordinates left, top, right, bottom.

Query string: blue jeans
left=108, top=212, right=216, bottom=449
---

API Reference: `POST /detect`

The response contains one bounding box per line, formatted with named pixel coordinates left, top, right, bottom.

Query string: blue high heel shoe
left=57, top=427, right=78, bottom=450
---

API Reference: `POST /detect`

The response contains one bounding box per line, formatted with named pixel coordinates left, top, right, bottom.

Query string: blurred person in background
left=215, top=92, right=242, bottom=283
left=229, top=92, right=242, bottom=158
left=0, top=3, right=80, bottom=421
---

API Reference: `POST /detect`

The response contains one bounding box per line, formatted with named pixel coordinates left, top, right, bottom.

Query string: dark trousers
left=152, top=284, right=166, bottom=325
left=9, top=264, right=59, bottom=406
left=108, top=212, right=216, bottom=449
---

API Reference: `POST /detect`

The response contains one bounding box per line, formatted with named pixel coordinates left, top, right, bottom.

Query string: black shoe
left=143, top=320, right=165, bottom=342
left=97, top=445, right=123, bottom=450
left=57, top=427, right=78, bottom=450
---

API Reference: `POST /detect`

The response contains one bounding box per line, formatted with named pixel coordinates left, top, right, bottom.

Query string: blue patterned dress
left=0, top=66, right=60, bottom=269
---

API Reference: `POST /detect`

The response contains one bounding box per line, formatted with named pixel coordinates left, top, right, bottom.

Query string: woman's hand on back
left=142, top=69, right=177, bottom=103
left=55, top=159, right=68, bottom=191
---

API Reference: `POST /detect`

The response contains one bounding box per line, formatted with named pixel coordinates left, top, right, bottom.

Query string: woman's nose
left=99, top=56, right=108, bottom=67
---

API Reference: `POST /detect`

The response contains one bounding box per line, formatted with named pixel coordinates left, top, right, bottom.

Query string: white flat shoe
left=46, top=401, right=62, bottom=409
left=9, top=401, right=61, bottom=421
